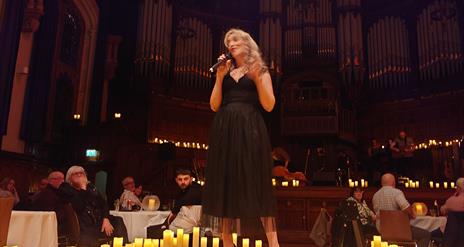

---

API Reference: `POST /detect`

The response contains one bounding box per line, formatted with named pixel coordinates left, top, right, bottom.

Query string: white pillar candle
left=200, top=237, right=207, bottom=247
left=177, top=229, right=184, bottom=247
left=192, top=227, right=199, bottom=247
left=148, top=199, right=156, bottom=211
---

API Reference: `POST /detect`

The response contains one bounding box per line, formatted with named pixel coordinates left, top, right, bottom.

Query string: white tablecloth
left=110, top=210, right=170, bottom=242
left=7, top=211, right=58, bottom=247
left=410, top=216, right=447, bottom=232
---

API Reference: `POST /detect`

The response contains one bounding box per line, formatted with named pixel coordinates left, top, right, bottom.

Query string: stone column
left=1, top=0, right=44, bottom=153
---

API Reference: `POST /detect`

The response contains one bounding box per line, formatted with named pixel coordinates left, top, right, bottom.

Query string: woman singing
left=202, top=28, right=279, bottom=247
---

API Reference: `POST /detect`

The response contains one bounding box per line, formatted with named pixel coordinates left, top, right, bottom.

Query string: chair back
left=379, top=210, right=413, bottom=241
left=62, top=203, right=80, bottom=245
left=443, top=211, right=464, bottom=247
left=0, top=197, right=15, bottom=246
left=352, top=219, right=366, bottom=247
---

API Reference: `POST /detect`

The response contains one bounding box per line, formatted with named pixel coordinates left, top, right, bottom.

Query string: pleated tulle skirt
left=202, top=102, right=277, bottom=236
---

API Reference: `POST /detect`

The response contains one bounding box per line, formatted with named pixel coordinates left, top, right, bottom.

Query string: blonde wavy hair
left=224, top=28, right=268, bottom=74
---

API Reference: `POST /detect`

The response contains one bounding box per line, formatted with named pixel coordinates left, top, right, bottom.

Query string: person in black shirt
left=166, top=168, right=202, bottom=226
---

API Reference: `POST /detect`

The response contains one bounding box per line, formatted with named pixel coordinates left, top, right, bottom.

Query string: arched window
left=60, top=8, right=82, bottom=66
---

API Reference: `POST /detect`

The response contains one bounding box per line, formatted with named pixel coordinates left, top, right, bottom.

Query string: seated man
left=441, top=177, right=464, bottom=215
left=147, top=168, right=202, bottom=237
left=372, top=173, right=430, bottom=247
left=31, top=171, right=67, bottom=234
left=60, top=165, right=127, bottom=246
left=119, top=176, right=142, bottom=210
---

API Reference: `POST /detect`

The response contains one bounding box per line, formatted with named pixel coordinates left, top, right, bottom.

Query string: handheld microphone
left=209, top=52, right=232, bottom=73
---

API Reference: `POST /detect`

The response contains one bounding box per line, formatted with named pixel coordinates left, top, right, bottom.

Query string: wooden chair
left=0, top=197, right=15, bottom=246
left=58, top=203, right=80, bottom=246
left=379, top=210, right=417, bottom=247
left=352, top=219, right=366, bottom=247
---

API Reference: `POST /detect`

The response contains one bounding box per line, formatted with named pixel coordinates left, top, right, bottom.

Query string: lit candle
left=126, top=244, right=134, bottom=247
left=200, top=237, right=207, bottom=247
left=389, top=245, right=399, bottom=247
left=242, top=238, right=249, bottom=247
left=416, top=204, right=423, bottom=215
left=429, top=181, right=434, bottom=188
left=182, top=234, right=189, bottom=247
left=148, top=199, right=156, bottom=211
left=349, top=181, right=355, bottom=187
left=135, top=238, right=144, bottom=247
left=272, top=178, right=276, bottom=186
left=232, top=233, right=237, bottom=246
left=255, top=240, right=262, bottom=247
left=144, top=239, right=153, bottom=247
left=373, top=235, right=381, bottom=247
left=365, top=181, right=368, bottom=187
left=114, top=237, right=124, bottom=247
left=154, top=239, right=160, bottom=247
left=292, top=180, right=296, bottom=186
left=160, top=240, right=164, bottom=247
left=282, top=181, right=289, bottom=187
left=295, top=180, right=300, bottom=186
left=436, top=183, right=440, bottom=189
left=381, top=242, right=388, bottom=247
left=164, top=230, right=173, bottom=247
left=349, top=179, right=353, bottom=184
left=415, top=181, right=419, bottom=188
left=444, top=182, right=448, bottom=189
left=354, top=181, right=359, bottom=187
left=101, top=245, right=110, bottom=247
left=213, top=238, right=219, bottom=247
left=177, top=229, right=184, bottom=247
left=193, top=227, right=199, bottom=247
left=361, top=179, right=365, bottom=187
left=405, top=182, right=409, bottom=188
left=173, top=238, right=177, bottom=247
left=371, top=241, right=374, bottom=247
left=451, top=182, right=455, bottom=188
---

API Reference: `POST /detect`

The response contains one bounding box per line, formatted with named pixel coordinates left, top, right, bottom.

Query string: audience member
left=0, top=177, right=20, bottom=205
left=31, top=171, right=67, bottom=233
left=372, top=173, right=430, bottom=247
left=441, top=177, right=464, bottom=215
left=119, top=176, right=142, bottom=210
left=60, top=165, right=127, bottom=246
left=346, top=186, right=377, bottom=235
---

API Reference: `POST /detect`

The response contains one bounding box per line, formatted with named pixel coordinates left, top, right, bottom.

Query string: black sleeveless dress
left=202, top=72, right=276, bottom=235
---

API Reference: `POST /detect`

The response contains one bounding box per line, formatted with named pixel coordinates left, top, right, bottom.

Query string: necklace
left=229, top=66, right=248, bottom=83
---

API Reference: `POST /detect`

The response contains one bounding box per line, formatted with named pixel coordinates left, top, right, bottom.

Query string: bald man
left=31, top=171, right=67, bottom=234
left=372, top=173, right=430, bottom=247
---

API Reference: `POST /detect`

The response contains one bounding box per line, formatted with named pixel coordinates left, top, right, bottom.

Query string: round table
left=110, top=210, right=170, bottom=242
left=410, top=215, right=447, bottom=232
left=7, top=211, right=58, bottom=247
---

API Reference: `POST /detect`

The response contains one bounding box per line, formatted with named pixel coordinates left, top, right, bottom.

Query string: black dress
left=202, top=72, right=276, bottom=235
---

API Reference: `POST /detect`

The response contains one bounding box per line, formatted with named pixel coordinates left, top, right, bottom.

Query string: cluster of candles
left=428, top=181, right=455, bottom=189
left=415, top=139, right=461, bottom=150
left=404, top=180, right=420, bottom=188
left=151, top=138, right=209, bottom=150
left=103, top=228, right=261, bottom=247
left=348, top=179, right=368, bottom=188
left=371, top=235, right=397, bottom=247
left=272, top=178, right=300, bottom=187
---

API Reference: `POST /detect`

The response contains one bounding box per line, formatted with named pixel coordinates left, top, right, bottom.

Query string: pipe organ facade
left=136, top=0, right=173, bottom=79
left=417, top=0, right=463, bottom=81
left=367, top=17, right=411, bottom=89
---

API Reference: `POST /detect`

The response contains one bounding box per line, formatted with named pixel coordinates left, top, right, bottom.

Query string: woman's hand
left=101, top=218, right=114, bottom=236
left=216, top=54, right=230, bottom=79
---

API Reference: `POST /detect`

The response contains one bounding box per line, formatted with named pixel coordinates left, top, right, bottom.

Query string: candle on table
left=349, top=181, right=354, bottom=187
left=365, top=181, right=368, bottom=187
left=405, top=182, right=409, bottom=188
left=380, top=242, right=388, bottom=247
left=444, top=182, right=448, bottom=189
left=144, top=239, right=153, bottom=247
left=436, top=183, right=440, bottom=189
left=200, top=237, right=207, bottom=247
left=126, top=244, right=134, bottom=247
left=193, top=227, right=199, bottom=247
left=361, top=179, right=365, bottom=187
left=371, top=241, right=374, bottom=247
left=101, top=245, right=110, bottom=247
left=416, top=204, right=423, bottom=215
left=255, top=240, right=262, bottom=247
left=295, top=180, right=300, bottom=186
left=232, top=233, right=237, bottom=246
left=429, top=181, right=434, bottom=188
left=354, top=181, right=359, bottom=187
left=282, top=181, right=288, bottom=187
left=182, top=234, right=189, bottom=247
left=135, top=238, right=144, bottom=247
left=160, top=240, right=164, bottom=247
left=177, top=229, right=184, bottom=247
left=415, top=181, right=419, bottom=188
left=242, top=238, right=249, bottom=247
left=272, top=178, right=276, bottom=186
left=148, top=199, right=156, bottom=211
left=173, top=238, right=177, bottom=247
left=114, top=237, right=124, bottom=247
left=164, top=230, right=173, bottom=247
left=154, top=239, right=159, bottom=247
left=373, top=235, right=381, bottom=247
left=451, top=182, right=455, bottom=188
left=213, top=238, right=219, bottom=247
